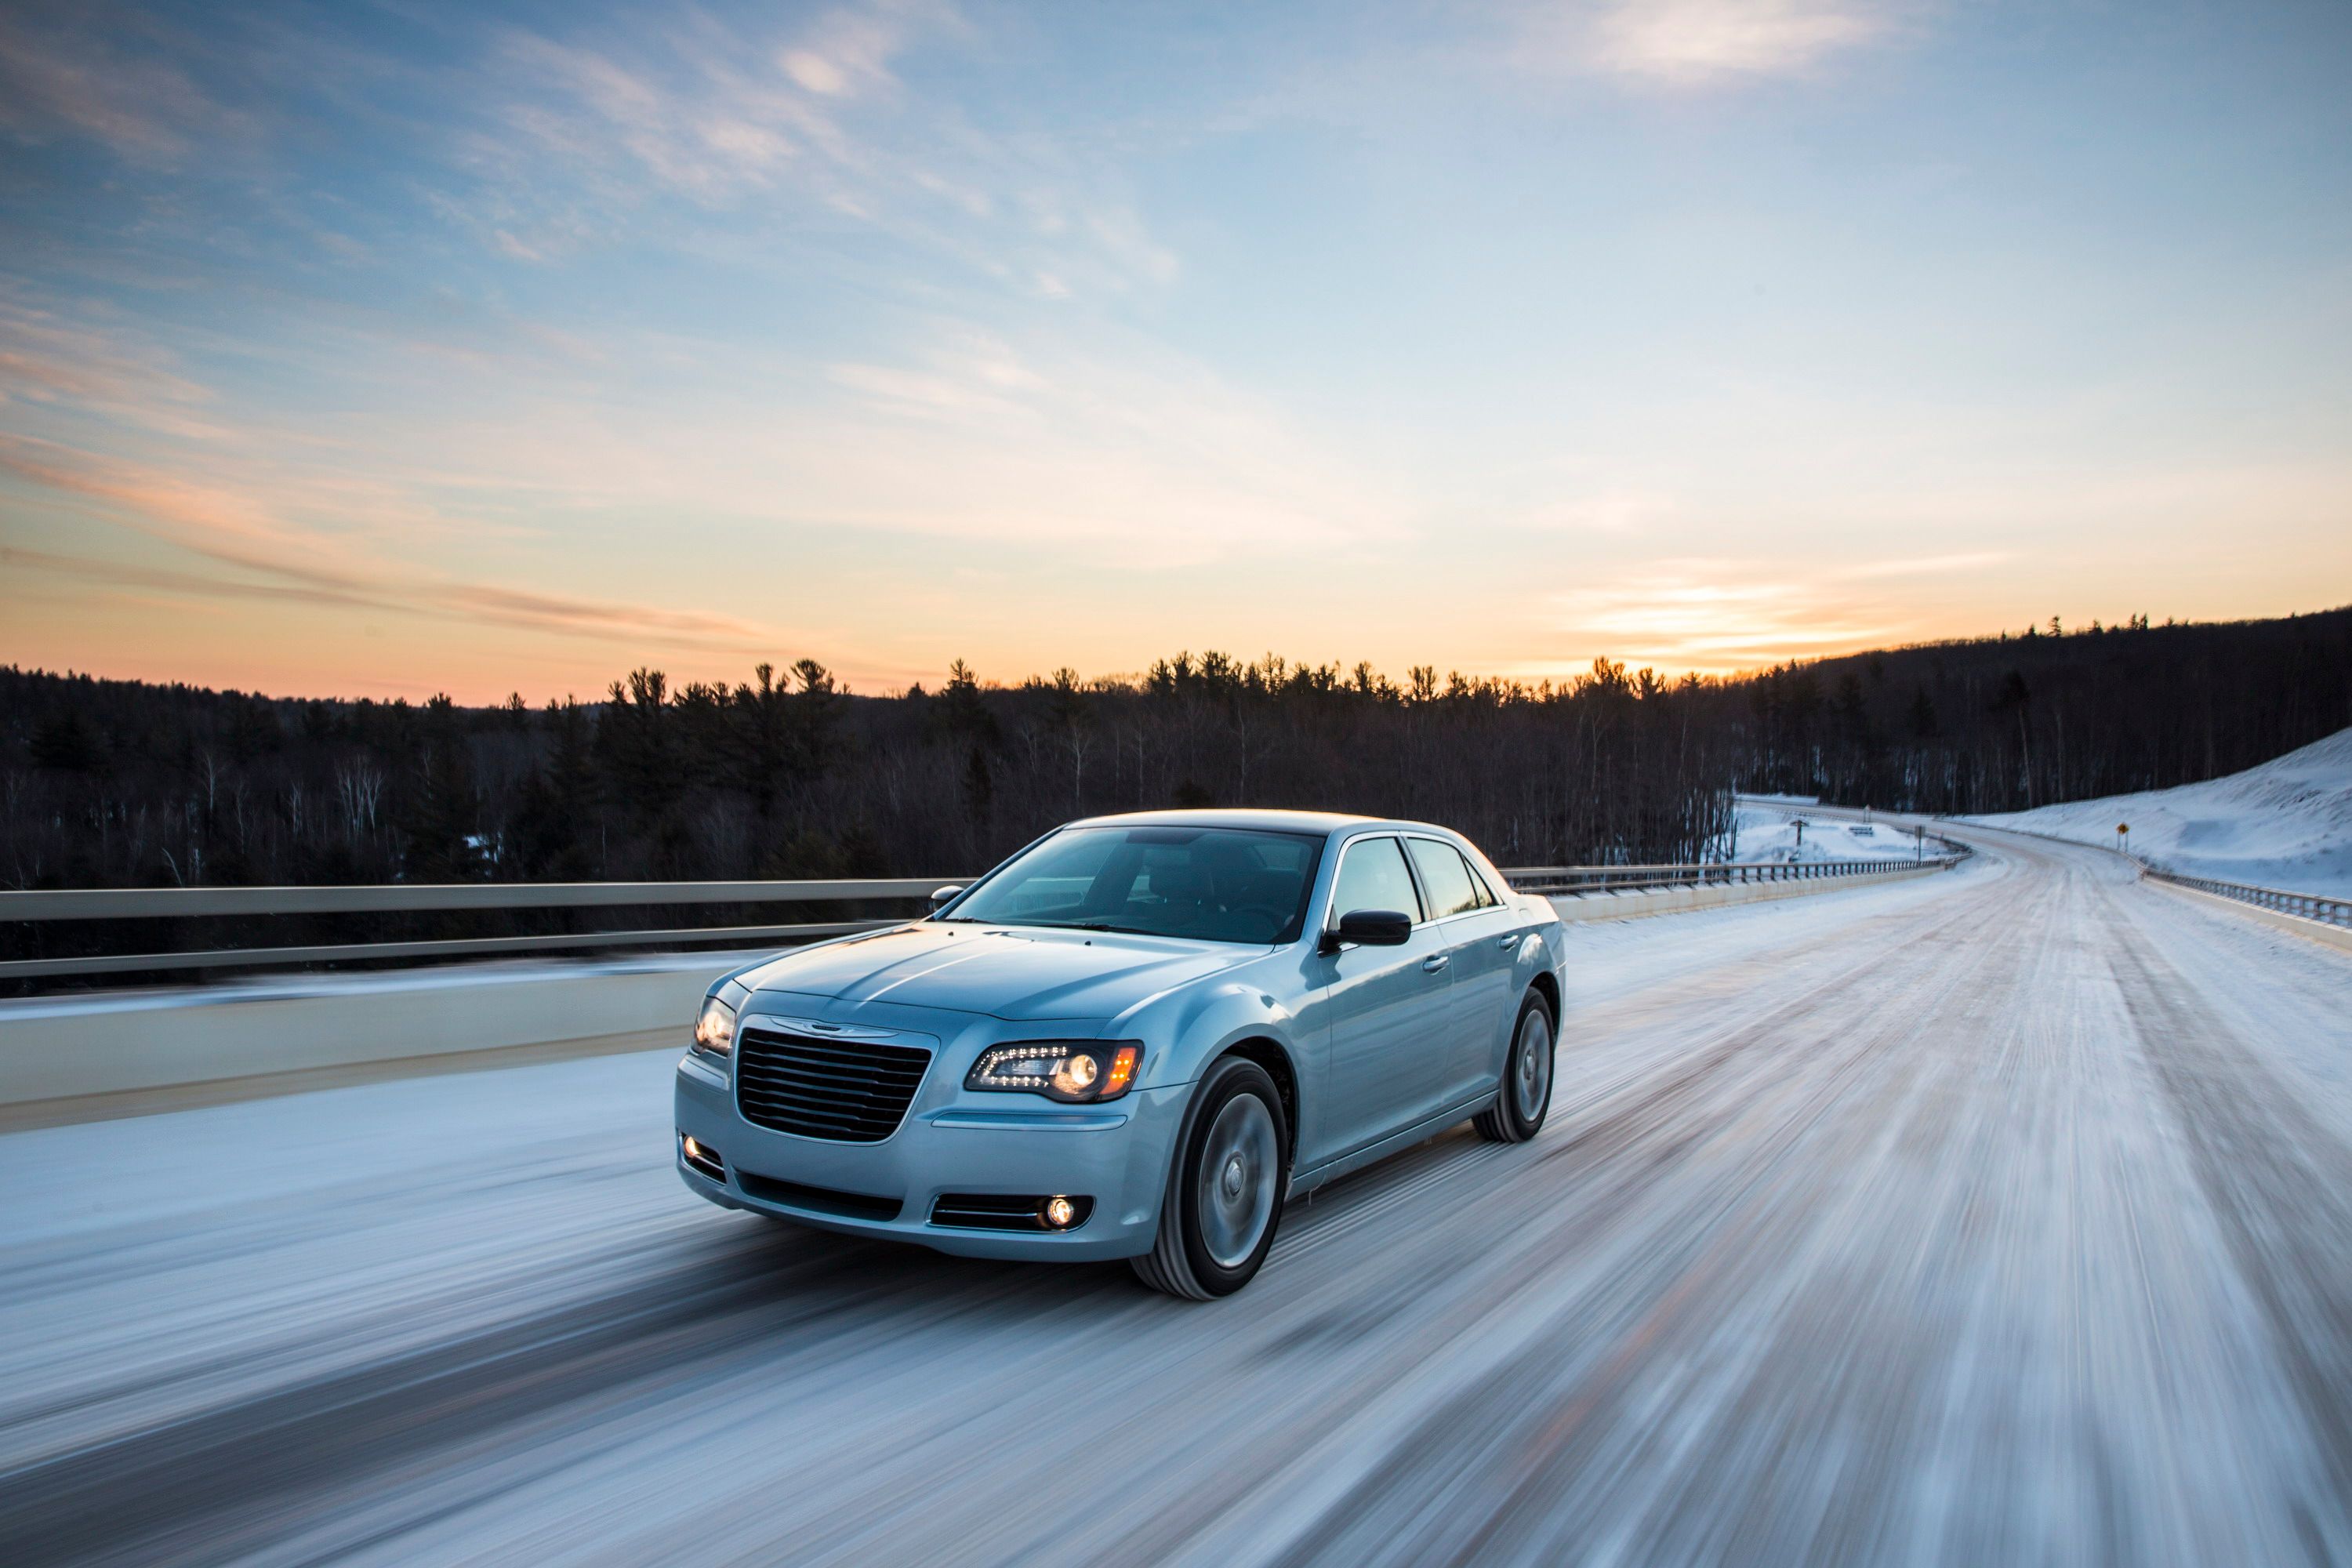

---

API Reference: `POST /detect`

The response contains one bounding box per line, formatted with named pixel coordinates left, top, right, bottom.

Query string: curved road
left=4, top=829, right=2351, bottom=1566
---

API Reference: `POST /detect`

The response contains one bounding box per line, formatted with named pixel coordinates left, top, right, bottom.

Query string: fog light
left=681, top=1135, right=724, bottom=1180
left=1043, top=1195, right=1078, bottom=1229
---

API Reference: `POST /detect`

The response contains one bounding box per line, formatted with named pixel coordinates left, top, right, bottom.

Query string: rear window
left=1406, top=838, right=1483, bottom=919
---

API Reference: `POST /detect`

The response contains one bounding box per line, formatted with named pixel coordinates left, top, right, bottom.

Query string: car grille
left=735, top=1025, right=932, bottom=1142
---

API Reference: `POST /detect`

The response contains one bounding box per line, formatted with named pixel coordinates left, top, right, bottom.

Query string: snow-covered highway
left=4, top=827, right=2350, bottom=1566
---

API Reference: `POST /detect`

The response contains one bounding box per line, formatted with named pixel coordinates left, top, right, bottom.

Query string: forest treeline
left=4, top=606, right=2347, bottom=904
left=1737, top=607, right=2352, bottom=814
left=0, top=654, right=1733, bottom=896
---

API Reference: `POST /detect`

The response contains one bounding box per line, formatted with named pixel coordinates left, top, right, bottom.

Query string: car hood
left=736, top=923, right=1269, bottom=1022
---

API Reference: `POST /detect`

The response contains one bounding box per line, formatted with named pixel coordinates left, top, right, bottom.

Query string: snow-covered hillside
left=1730, top=803, right=1933, bottom=864
left=1969, top=725, right=2352, bottom=896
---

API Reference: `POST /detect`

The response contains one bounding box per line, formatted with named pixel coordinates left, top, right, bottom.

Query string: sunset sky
left=2, top=0, right=2349, bottom=703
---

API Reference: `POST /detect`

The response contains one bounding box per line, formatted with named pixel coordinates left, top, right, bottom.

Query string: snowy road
left=5, top=828, right=2352, bottom=1566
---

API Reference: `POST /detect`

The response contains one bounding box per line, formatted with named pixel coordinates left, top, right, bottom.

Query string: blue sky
left=2, top=0, right=2348, bottom=700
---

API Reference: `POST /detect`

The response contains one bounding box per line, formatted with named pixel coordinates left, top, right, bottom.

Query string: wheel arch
left=1214, top=1036, right=1300, bottom=1167
left=1526, top=968, right=1559, bottom=1025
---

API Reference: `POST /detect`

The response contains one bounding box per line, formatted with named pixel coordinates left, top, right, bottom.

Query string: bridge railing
left=2141, top=868, right=2351, bottom=930
left=0, top=853, right=1964, bottom=985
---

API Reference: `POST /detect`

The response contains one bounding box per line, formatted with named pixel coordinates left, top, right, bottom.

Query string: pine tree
left=401, top=697, right=481, bottom=880
left=1907, top=685, right=1940, bottom=740
left=29, top=711, right=102, bottom=772
left=597, top=669, right=677, bottom=825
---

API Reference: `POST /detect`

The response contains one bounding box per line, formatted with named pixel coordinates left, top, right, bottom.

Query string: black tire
left=1131, top=1057, right=1290, bottom=1299
left=1473, top=992, right=1556, bottom=1144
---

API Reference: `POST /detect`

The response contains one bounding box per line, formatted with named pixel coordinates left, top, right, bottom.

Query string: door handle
left=1497, top=934, right=1519, bottom=949
left=1421, top=955, right=1450, bottom=973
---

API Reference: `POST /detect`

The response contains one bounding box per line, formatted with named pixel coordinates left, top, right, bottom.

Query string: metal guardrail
left=0, top=878, right=946, bottom=921
left=0, top=851, right=1966, bottom=984
left=0, top=879, right=947, bottom=983
left=2, top=922, right=890, bottom=981
left=1507, top=858, right=1961, bottom=896
left=2141, top=868, right=2351, bottom=930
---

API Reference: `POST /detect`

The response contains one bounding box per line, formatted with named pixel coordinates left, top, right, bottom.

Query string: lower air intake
left=736, top=1171, right=904, bottom=1222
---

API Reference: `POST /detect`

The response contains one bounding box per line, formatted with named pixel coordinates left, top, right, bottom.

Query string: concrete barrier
left=2147, top=877, right=2352, bottom=956
left=0, top=954, right=739, bottom=1131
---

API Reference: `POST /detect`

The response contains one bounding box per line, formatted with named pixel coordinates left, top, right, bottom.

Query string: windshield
left=942, top=826, right=1326, bottom=945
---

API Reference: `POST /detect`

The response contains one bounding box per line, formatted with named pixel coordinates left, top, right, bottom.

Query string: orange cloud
left=0, top=436, right=777, bottom=651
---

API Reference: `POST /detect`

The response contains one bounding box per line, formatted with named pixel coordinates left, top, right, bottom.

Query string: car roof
left=1064, top=808, right=1451, bottom=840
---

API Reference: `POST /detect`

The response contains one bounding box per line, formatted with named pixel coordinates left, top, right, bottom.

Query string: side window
left=1463, top=852, right=1500, bottom=908
left=1406, top=838, right=1481, bottom=919
left=1330, top=837, right=1423, bottom=925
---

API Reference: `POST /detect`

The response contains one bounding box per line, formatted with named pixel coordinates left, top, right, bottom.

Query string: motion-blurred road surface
left=5, top=829, right=2350, bottom=1566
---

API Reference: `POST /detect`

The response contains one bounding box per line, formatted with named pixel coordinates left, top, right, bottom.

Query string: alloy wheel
left=1512, top=1006, right=1553, bottom=1123
left=1196, top=1092, right=1279, bottom=1269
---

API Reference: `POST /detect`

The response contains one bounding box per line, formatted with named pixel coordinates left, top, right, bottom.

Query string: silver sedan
left=674, top=809, right=1568, bottom=1297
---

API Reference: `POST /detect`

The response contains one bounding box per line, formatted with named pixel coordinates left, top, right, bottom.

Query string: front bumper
left=674, top=1051, right=1186, bottom=1261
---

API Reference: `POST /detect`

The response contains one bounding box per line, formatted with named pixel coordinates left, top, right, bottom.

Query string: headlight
left=966, top=1041, right=1142, bottom=1103
left=693, top=994, right=738, bottom=1056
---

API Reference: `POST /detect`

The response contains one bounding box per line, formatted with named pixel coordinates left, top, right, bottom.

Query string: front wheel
left=1132, top=1057, right=1288, bottom=1299
left=1474, top=993, right=1555, bottom=1143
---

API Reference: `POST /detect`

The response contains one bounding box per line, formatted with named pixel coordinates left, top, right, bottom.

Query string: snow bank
left=1730, top=804, right=1933, bottom=864
left=1969, top=725, right=2352, bottom=896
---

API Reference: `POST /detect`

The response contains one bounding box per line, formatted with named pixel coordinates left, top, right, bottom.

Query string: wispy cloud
left=1512, top=488, right=1679, bottom=535
left=797, top=323, right=1383, bottom=563
left=0, top=435, right=776, bottom=651
left=828, top=331, right=1047, bottom=419
left=3, top=543, right=387, bottom=616
left=1830, top=551, right=2010, bottom=581
left=0, top=432, right=310, bottom=567
left=0, top=295, right=226, bottom=439
left=1512, top=0, right=1904, bottom=86
left=0, top=7, right=241, bottom=162
left=1542, top=558, right=1926, bottom=673
left=463, top=2, right=1175, bottom=299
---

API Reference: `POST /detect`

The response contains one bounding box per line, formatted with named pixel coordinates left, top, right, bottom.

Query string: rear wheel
left=1474, top=993, right=1555, bottom=1143
left=1132, top=1057, right=1288, bottom=1298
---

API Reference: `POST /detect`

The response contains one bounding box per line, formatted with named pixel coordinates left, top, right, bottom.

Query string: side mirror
left=1322, top=907, right=1412, bottom=952
left=929, top=884, right=966, bottom=913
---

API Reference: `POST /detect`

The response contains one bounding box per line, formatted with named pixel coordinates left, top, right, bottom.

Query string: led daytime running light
left=966, top=1042, right=1142, bottom=1102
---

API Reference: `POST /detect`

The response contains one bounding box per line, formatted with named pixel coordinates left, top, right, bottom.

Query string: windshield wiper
left=935, top=915, right=1175, bottom=938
